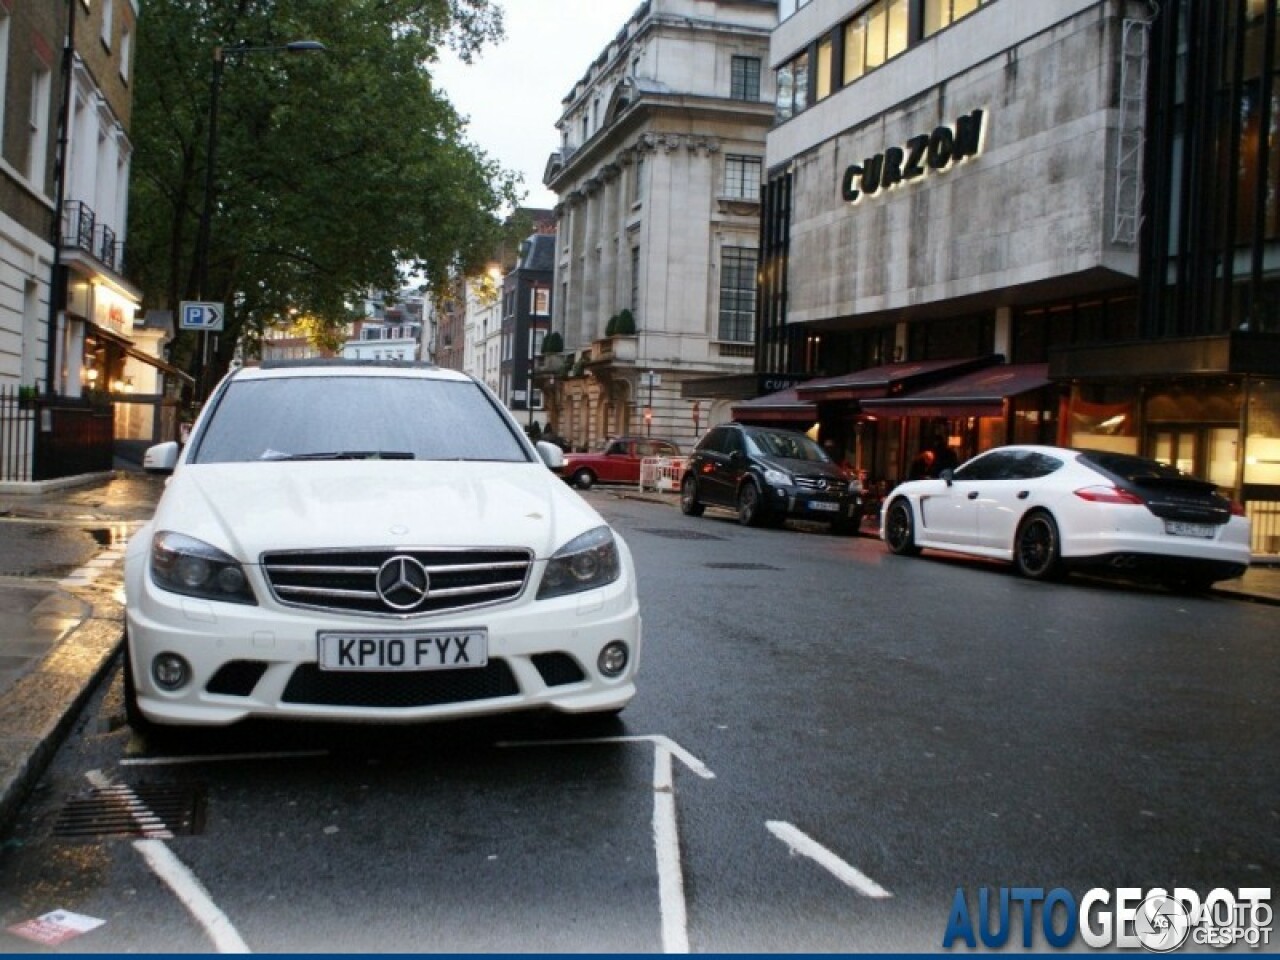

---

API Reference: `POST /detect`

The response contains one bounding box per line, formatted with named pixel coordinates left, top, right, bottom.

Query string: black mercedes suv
left=679, top=423, right=863, bottom=534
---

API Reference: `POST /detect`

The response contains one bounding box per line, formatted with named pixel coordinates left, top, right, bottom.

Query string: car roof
left=230, top=359, right=473, bottom=384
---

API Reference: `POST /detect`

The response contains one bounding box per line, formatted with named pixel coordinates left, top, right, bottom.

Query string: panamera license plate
left=1164, top=521, right=1214, bottom=539
left=808, top=501, right=839, bottom=512
left=318, top=631, right=488, bottom=671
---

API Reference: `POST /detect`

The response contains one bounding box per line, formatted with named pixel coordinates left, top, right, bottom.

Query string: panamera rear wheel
left=1014, top=510, right=1063, bottom=581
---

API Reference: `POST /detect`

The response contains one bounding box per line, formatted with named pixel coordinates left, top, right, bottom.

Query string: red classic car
left=561, top=436, right=681, bottom=489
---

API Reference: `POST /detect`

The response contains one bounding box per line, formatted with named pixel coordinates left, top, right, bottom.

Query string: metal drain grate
left=53, top=784, right=206, bottom=839
left=705, top=562, right=780, bottom=571
left=636, top=528, right=726, bottom=541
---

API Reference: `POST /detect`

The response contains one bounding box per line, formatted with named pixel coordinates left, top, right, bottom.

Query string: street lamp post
left=193, top=39, right=325, bottom=397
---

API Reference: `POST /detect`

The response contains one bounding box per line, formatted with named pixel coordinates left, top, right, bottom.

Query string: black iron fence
left=0, top=385, right=36, bottom=482
left=0, top=387, right=115, bottom=483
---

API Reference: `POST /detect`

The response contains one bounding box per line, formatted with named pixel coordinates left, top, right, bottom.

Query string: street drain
left=636, top=528, right=726, bottom=541
left=705, top=562, right=780, bottom=571
left=53, top=784, right=206, bottom=839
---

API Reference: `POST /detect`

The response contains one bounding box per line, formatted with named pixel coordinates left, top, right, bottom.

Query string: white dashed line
left=86, top=771, right=250, bottom=952
left=766, top=820, right=892, bottom=899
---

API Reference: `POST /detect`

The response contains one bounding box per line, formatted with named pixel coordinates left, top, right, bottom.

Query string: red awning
left=795, top=355, right=1002, bottom=401
left=730, top=386, right=817, bottom=422
left=860, top=362, right=1052, bottom=418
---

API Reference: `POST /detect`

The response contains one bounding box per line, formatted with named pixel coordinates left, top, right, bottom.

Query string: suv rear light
left=1229, top=499, right=1247, bottom=517
left=1073, top=485, right=1144, bottom=505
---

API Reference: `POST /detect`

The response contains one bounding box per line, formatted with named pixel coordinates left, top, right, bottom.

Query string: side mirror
left=941, top=468, right=955, bottom=487
left=143, top=441, right=180, bottom=475
left=536, top=440, right=565, bottom=472
left=729, top=450, right=745, bottom=464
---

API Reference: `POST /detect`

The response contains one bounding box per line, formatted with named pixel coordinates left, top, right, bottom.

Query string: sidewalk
left=0, top=465, right=164, bottom=832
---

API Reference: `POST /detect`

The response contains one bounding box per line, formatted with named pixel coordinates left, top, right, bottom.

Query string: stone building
left=540, top=0, right=778, bottom=452
left=754, top=0, right=1280, bottom=555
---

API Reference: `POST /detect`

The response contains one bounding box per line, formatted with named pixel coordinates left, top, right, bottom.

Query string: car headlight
left=149, top=531, right=257, bottom=605
left=763, top=468, right=791, bottom=487
left=537, top=526, right=621, bottom=600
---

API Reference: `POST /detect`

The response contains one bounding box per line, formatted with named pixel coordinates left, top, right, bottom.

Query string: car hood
left=149, top=461, right=607, bottom=562
left=759, top=456, right=847, bottom=480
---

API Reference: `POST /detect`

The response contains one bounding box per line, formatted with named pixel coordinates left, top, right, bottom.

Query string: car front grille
left=261, top=547, right=533, bottom=617
left=794, top=475, right=848, bottom=495
left=281, top=661, right=520, bottom=707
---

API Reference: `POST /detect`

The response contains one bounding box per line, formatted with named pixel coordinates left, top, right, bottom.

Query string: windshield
left=190, top=376, right=532, bottom=464
left=745, top=430, right=830, bottom=463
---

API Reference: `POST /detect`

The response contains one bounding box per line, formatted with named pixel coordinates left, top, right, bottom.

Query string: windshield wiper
left=275, top=451, right=416, bottom=461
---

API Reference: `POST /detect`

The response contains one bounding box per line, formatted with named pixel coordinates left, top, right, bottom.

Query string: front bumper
left=124, top=554, right=641, bottom=727
left=765, top=485, right=862, bottom=523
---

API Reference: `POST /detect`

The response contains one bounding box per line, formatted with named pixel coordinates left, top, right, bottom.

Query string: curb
left=0, top=592, right=123, bottom=834
left=0, top=471, right=118, bottom=497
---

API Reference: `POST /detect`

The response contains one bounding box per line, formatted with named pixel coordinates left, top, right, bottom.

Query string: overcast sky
left=431, top=0, right=642, bottom=211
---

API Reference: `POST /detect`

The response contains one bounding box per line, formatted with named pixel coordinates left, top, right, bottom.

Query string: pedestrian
left=908, top=447, right=936, bottom=480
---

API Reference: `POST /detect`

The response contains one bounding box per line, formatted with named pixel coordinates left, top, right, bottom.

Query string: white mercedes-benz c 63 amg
left=124, top=360, right=640, bottom=732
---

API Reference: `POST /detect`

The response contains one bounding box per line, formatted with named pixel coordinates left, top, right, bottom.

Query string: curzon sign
left=840, top=108, right=985, bottom=204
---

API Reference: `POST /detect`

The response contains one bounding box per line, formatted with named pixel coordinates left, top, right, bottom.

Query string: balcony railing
left=61, top=200, right=126, bottom=273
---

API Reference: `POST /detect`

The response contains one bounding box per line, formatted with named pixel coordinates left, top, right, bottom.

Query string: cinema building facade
left=747, top=0, right=1280, bottom=555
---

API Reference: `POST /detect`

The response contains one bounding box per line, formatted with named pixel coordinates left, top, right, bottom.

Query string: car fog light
left=598, top=641, right=629, bottom=678
left=152, top=654, right=190, bottom=691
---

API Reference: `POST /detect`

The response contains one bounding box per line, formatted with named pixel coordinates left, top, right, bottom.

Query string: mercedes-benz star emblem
left=816, top=478, right=828, bottom=490
left=376, top=556, right=431, bottom=611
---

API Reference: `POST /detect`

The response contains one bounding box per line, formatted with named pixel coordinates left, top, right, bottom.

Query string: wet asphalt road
left=0, top=489, right=1275, bottom=952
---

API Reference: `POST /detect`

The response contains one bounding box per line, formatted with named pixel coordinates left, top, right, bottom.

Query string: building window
left=630, top=246, right=641, bottom=317
left=816, top=37, right=833, bottom=101
left=0, top=13, right=9, bottom=134
left=531, top=286, right=550, bottom=315
left=718, top=247, right=757, bottom=343
left=631, top=153, right=645, bottom=205
left=775, top=50, right=809, bottom=122
left=724, top=156, right=762, bottom=201
left=119, top=23, right=132, bottom=82
left=101, top=0, right=114, bottom=48
left=28, top=64, right=52, bottom=187
left=924, top=0, right=988, bottom=38
left=843, top=0, right=910, bottom=86
left=731, top=55, right=761, bottom=101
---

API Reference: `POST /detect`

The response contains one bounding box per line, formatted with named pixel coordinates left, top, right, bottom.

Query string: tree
left=127, top=0, right=520, bottom=382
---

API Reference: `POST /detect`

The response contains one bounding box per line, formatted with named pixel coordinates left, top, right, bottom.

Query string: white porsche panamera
left=879, top=444, right=1252, bottom=591
left=124, top=360, right=640, bottom=731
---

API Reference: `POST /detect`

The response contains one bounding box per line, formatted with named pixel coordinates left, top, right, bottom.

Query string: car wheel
left=571, top=468, right=595, bottom=490
left=737, top=482, right=768, bottom=527
left=884, top=499, right=921, bottom=556
left=1014, top=510, right=1063, bottom=581
left=680, top=475, right=705, bottom=516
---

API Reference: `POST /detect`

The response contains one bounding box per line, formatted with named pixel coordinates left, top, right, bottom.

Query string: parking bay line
left=498, top=734, right=714, bottom=954
left=87, top=771, right=249, bottom=952
left=765, top=820, right=892, bottom=899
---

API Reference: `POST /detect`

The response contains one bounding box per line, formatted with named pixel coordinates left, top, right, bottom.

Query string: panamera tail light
left=1073, top=485, right=1144, bottom=505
